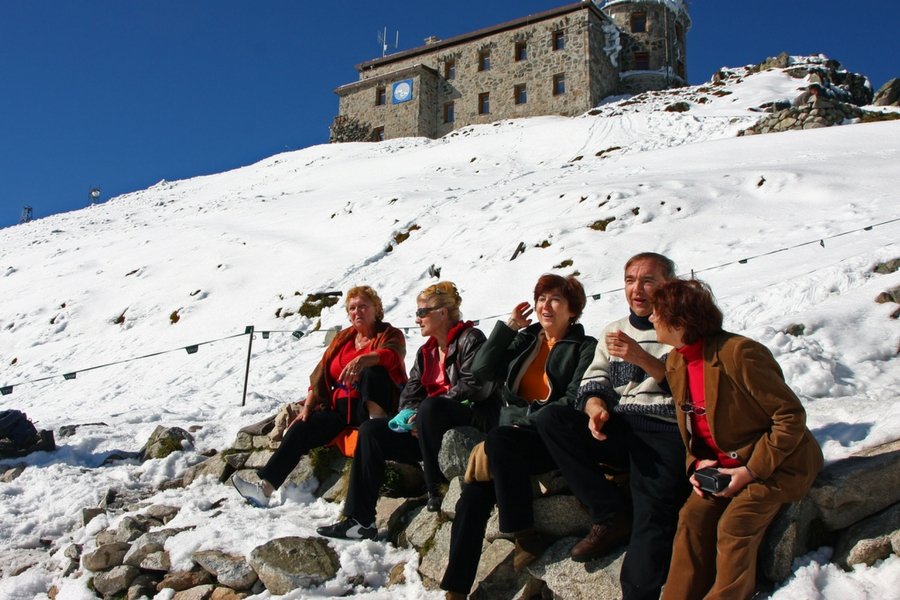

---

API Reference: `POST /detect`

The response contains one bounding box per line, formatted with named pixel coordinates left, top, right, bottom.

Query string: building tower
left=600, top=0, right=691, bottom=94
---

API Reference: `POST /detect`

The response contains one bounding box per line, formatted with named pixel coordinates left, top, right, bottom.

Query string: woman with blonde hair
left=232, top=285, right=407, bottom=508
left=318, top=281, right=496, bottom=539
left=650, top=278, right=823, bottom=600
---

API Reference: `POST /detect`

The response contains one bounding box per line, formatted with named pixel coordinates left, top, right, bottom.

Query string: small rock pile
left=739, top=95, right=866, bottom=136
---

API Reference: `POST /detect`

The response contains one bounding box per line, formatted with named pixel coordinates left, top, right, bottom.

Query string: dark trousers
left=620, top=427, right=691, bottom=600
left=441, top=425, right=556, bottom=594
left=415, top=396, right=475, bottom=493
left=259, top=366, right=393, bottom=490
left=343, top=396, right=476, bottom=525
left=535, top=403, right=630, bottom=524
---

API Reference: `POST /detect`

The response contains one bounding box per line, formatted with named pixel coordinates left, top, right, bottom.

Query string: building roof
left=355, top=1, right=604, bottom=73
left=334, top=64, right=439, bottom=95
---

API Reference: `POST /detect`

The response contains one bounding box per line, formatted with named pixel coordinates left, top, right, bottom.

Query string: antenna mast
left=377, top=27, right=399, bottom=57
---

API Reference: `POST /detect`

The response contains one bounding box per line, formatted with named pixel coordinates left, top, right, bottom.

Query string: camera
left=695, top=467, right=731, bottom=494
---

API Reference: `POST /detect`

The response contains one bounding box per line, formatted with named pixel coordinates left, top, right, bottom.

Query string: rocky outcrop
left=739, top=96, right=868, bottom=136
left=873, top=78, right=900, bottom=107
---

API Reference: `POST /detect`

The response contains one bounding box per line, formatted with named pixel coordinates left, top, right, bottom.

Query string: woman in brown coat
left=650, top=279, right=823, bottom=600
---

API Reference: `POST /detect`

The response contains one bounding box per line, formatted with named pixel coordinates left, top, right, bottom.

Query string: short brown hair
left=345, top=285, right=384, bottom=321
left=625, top=252, right=676, bottom=279
left=533, top=274, right=586, bottom=322
left=418, top=281, right=462, bottom=321
left=651, top=278, right=723, bottom=345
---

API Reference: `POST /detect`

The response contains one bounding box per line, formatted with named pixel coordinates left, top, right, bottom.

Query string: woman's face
left=535, top=288, right=575, bottom=335
left=347, top=295, right=377, bottom=331
left=415, top=300, right=446, bottom=338
left=650, top=310, right=686, bottom=348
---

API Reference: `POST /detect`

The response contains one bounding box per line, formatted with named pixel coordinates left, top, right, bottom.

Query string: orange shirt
left=517, top=337, right=552, bottom=403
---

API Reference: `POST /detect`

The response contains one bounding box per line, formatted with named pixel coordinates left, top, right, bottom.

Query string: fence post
left=241, top=326, right=254, bottom=407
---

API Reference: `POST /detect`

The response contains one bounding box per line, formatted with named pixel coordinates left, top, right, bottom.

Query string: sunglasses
left=679, top=403, right=706, bottom=416
left=415, top=307, right=441, bottom=318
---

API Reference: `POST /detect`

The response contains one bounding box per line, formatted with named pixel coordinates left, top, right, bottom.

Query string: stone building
left=332, top=0, right=691, bottom=141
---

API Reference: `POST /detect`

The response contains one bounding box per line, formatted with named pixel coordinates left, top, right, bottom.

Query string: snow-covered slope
left=1, top=64, right=898, bottom=598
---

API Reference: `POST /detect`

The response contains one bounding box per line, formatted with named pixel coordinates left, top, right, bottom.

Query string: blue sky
left=1, top=1, right=897, bottom=229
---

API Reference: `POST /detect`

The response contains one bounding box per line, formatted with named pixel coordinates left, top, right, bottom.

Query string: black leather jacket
left=399, top=322, right=498, bottom=429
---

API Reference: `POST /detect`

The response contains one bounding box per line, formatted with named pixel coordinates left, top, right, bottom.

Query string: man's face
left=624, top=259, right=669, bottom=317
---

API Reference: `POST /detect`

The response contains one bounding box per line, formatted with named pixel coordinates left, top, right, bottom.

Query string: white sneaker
left=232, top=473, right=270, bottom=508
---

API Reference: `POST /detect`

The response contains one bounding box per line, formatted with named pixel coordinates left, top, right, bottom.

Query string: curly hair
left=345, top=285, right=385, bottom=321
left=418, top=281, right=463, bottom=321
left=651, top=278, right=723, bottom=345
left=534, top=274, right=586, bottom=322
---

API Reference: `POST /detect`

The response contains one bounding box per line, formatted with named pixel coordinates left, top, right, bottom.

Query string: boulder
left=126, top=573, right=162, bottom=600
left=834, top=501, right=900, bottom=568
left=417, top=522, right=454, bottom=587
left=487, top=495, right=592, bottom=542
left=192, top=550, right=258, bottom=590
left=172, top=584, right=216, bottom=600
left=759, top=497, right=820, bottom=582
left=442, top=476, right=464, bottom=518
left=528, top=538, right=625, bottom=600
left=383, top=461, right=426, bottom=497
left=82, top=541, right=131, bottom=571
left=470, top=538, right=519, bottom=598
left=144, top=504, right=180, bottom=524
left=92, top=564, right=140, bottom=596
left=248, top=537, right=340, bottom=594
left=873, top=78, right=900, bottom=106
left=210, top=588, right=248, bottom=600
left=182, top=453, right=235, bottom=486
left=157, top=568, right=213, bottom=592
left=123, top=539, right=170, bottom=571
left=142, top=426, right=194, bottom=460
left=438, top=426, right=485, bottom=480
left=403, top=506, right=441, bottom=551
left=808, top=439, right=900, bottom=530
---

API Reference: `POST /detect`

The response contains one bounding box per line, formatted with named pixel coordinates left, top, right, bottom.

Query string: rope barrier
left=1, top=216, right=896, bottom=399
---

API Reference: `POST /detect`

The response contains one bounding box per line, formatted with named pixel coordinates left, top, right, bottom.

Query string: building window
left=515, top=41, right=527, bottom=62
left=631, top=12, right=647, bottom=33
left=372, top=126, right=385, bottom=142
left=444, top=60, right=456, bottom=80
left=375, top=86, right=386, bottom=106
left=478, top=49, right=491, bottom=71
left=634, top=52, right=650, bottom=70
left=478, top=92, right=490, bottom=115
left=514, top=83, right=527, bottom=105
left=552, top=31, right=565, bottom=51
left=552, top=73, right=566, bottom=96
left=443, top=101, right=455, bottom=124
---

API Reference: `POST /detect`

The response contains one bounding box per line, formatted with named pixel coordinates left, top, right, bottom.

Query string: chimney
left=424, top=35, right=441, bottom=45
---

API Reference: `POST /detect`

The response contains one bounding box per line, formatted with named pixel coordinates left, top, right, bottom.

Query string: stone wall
left=603, top=1, right=689, bottom=84
left=739, top=96, right=866, bottom=136
left=335, top=8, right=616, bottom=140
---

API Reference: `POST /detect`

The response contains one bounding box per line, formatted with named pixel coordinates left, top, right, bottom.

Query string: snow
left=1, top=63, right=899, bottom=598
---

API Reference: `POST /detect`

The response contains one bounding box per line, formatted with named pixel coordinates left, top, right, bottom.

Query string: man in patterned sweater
left=540, top=252, right=690, bottom=600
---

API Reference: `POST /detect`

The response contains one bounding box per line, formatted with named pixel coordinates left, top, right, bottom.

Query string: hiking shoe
left=426, top=492, right=443, bottom=513
left=232, top=473, right=270, bottom=508
left=569, top=513, right=631, bottom=563
left=513, top=527, right=554, bottom=572
left=317, top=518, right=377, bottom=540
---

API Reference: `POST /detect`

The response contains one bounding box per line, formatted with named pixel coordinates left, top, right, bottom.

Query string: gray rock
left=115, top=514, right=155, bottom=542
left=63, top=544, right=82, bottom=561
left=442, top=476, right=464, bottom=518
left=156, top=569, right=213, bottom=592
left=123, top=539, right=166, bottom=569
left=182, top=454, right=235, bottom=486
left=383, top=461, right=425, bottom=497
left=486, top=495, right=592, bottom=542
left=760, top=497, right=820, bottom=582
left=172, top=584, right=216, bottom=600
left=438, top=426, right=485, bottom=480
left=834, top=502, right=900, bottom=567
left=210, top=588, right=248, bottom=600
left=808, top=439, right=900, bottom=530
left=192, top=550, right=258, bottom=590
left=126, top=573, right=161, bottom=600
left=417, top=522, right=454, bottom=587
left=92, top=564, right=140, bottom=596
left=82, top=541, right=131, bottom=571
left=404, top=506, right=441, bottom=551
left=873, top=78, right=900, bottom=107
left=223, top=452, right=250, bottom=470
left=243, top=449, right=275, bottom=469
left=142, top=425, right=195, bottom=460
left=471, top=538, right=519, bottom=599
left=283, top=455, right=317, bottom=489
left=528, top=538, right=625, bottom=600
left=248, top=537, right=340, bottom=595
left=82, top=507, right=105, bottom=527
left=144, top=504, right=180, bottom=524
left=1, top=463, right=27, bottom=482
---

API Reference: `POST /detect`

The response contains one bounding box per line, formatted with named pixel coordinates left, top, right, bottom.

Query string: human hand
left=585, top=397, right=610, bottom=441
left=716, top=465, right=754, bottom=498
left=689, top=459, right=720, bottom=498
left=408, top=411, right=418, bottom=438
left=339, top=355, right=374, bottom=387
left=296, top=396, right=315, bottom=424
left=507, top=301, right=533, bottom=331
left=606, top=331, right=645, bottom=364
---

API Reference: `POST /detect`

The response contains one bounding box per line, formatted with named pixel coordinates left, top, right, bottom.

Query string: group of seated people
left=231, top=252, right=824, bottom=600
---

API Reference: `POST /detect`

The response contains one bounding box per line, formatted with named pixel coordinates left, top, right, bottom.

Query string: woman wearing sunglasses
left=649, top=278, right=822, bottom=600
left=232, top=285, right=407, bottom=508
left=318, top=281, right=496, bottom=540
left=441, top=274, right=598, bottom=599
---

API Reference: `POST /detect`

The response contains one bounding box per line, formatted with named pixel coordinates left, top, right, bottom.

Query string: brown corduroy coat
left=666, top=332, right=823, bottom=502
